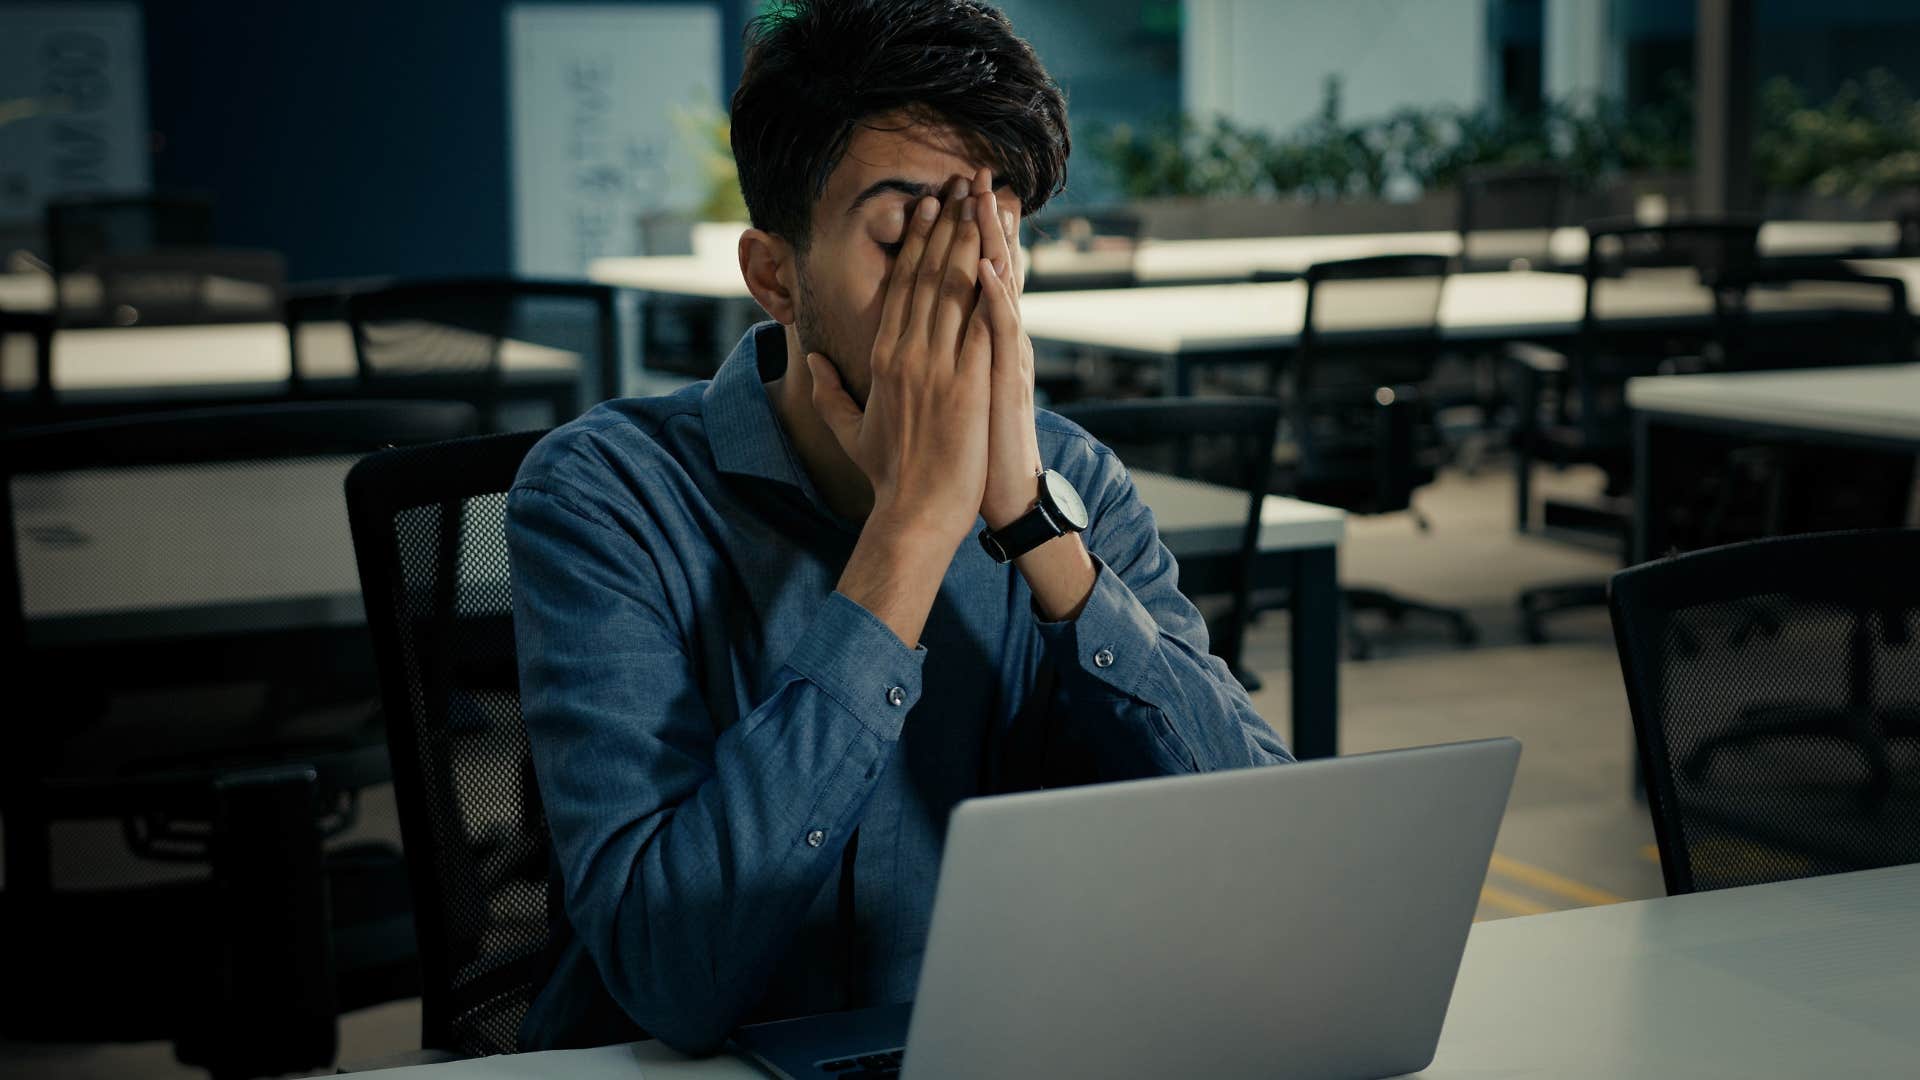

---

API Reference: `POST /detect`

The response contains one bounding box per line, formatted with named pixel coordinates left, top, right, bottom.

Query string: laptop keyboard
left=815, top=1046, right=905, bottom=1078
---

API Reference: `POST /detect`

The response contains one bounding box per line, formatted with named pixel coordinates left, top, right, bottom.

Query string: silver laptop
left=734, top=737, right=1520, bottom=1080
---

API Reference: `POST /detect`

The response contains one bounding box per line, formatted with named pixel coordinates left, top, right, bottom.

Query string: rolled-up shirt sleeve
left=1030, top=441, right=1295, bottom=783
left=507, top=483, right=920, bottom=1055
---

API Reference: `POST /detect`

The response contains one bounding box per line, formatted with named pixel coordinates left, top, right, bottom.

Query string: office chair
left=1267, top=253, right=1475, bottom=660
left=45, top=193, right=218, bottom=325
left=1051, top=398, right=1281, bottom=691
left=345, top=279, right=618, bottom=431
left=3, top=399, right=477, bottom=1077
left=1897, top=205, right=1919, bottom=257
left=1510, top=217, right=1761, bottom=642
left=346, top=428, right=555, bottom=1057
left=1716, top=261, right=1912, bottom=371
left=1456, top=163, right=1569, bottom=273
left=1609, top=529, right=1920, bottom=895
left=84, top=247, right=287, bottom=328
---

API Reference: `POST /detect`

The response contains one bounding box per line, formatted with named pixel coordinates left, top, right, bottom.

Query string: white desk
left=361, top=863, right=1920, bottom=1079
left=1025, top=220, right=1903, bottom=286
left=1017, top=261, right=1920, bottom=394
left=1625, top=364, right=1920, bottom=562
left=0, top=320, right=581, bottom=406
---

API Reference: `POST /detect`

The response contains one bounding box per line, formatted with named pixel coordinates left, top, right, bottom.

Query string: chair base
left=1345, top=586, right=1477, bottom=661
left=1518, top=579, right=1608, bottom=643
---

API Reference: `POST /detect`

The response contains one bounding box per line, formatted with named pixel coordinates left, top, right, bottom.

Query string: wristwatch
left=978, top=469, right=1089, bottom=563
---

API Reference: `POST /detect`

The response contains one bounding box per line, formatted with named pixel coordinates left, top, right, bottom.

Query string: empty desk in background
left=0, top=320, right=591, bottom=416
left=356, top=863, right=1920, bottom=1078
left=1018, top=262, right=1920, bottom=396
left=1626, top=364, right=1920, bottom=564
left=1026, top=219, right=1904, bottom=286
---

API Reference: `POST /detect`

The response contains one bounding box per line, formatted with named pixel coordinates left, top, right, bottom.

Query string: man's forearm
left=836, top=512, right=962, bottom=649
left=1017, top=531, right=1097, bottom=622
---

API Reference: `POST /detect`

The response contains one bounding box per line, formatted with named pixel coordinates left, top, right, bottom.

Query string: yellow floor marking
left=1479, top=883, right=1554, bottom=916
left=1488, top=853, right=1627, bottom=907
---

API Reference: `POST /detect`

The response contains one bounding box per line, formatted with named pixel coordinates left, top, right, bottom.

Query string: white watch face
left=1042, top=470, right=1088, bottom=531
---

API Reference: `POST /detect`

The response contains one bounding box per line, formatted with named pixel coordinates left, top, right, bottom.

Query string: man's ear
left=739, top=228, right=798, bottom=325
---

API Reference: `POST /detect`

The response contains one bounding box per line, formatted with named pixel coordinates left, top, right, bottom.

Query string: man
left=507, top=0, right=1292, bottom=1056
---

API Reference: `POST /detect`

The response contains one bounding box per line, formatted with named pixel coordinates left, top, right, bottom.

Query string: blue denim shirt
left=507, top=324, right=1292, bottom=1055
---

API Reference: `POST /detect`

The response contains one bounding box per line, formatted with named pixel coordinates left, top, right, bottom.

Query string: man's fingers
left=974, top=167, right=1013, bottom=281
left=910, top=177, right=970, bottom=340
left=932, top=185, right=984, bottom=356
left=878, top=196, right=940, bottom=346
left=959, top=287, right=993, bottom=380
left=805, top=352, right=863, bottom=453
left=979, top=258, right=1031, bottom=382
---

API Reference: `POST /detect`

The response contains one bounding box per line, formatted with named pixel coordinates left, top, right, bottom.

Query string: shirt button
left=1093, top=647, right=1115, bottom=669
left=886, top=685, right=907, bottom=707
left=805, top=829, right=826, bottom=848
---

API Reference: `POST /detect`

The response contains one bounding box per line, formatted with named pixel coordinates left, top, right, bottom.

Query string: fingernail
left=952, top=179, right=971, bottom=201
left=917, top=197, right=939, bottom=221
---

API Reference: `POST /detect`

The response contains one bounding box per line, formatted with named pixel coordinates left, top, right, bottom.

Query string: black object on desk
left=346, top=429, right=555, bottom=1057
left=1610, top=529, right=1920, bottom=895
left=3, top=399, right=477, bottom=1077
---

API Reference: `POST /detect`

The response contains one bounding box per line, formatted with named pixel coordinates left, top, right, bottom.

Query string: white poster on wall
left=0, top=2, right=150, bottom=227
left=508, top=3, right=723, bottom=278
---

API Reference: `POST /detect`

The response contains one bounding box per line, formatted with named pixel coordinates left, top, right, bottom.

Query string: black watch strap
left=978, top=504, right=1062, bottom=564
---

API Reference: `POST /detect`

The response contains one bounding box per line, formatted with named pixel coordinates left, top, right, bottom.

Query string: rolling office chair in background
left=1261, top=253, right=1475, bottom=660
left=1051, top=397, right=1282, bottom=690
left=346, top=429, right=556, bottom=1059
left=1456, top=163, right=1570, bottom=273
left=89, top=248, right=288, bottom=328
left=1509, top=217, right=1761, bottom=642
left=3, top=400, right=477, bottom=1079
left=1610, top=530, right=1920, bottom=895
left=345, top=279, right=618, bottom=431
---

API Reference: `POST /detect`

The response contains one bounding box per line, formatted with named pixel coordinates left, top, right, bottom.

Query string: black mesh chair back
left=1609, top=529, right=1920, bottom=895
left=1287, top=254, right=1449, bottom=515
left=345, top=429, right=553, bottom=1056
left=1050, top=398, right=1280, bottom=677
left=82, top=247, right=288, bottom=328
left=45, top=193, right=216, bottom=275
left=1458, top=163, right=1569, bottom=271
left=346, top=279, right=618, bottom=429
left=1717, top=261, right=1912, bottom=370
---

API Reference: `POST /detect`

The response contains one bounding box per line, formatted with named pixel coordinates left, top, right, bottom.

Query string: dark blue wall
left=143, top=0, right=741, bottom=281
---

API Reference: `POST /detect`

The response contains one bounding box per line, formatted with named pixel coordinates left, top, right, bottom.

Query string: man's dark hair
left=730, top=0, right=1070, bottom=251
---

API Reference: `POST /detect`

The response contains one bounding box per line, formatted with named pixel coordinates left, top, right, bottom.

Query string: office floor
left=0, top=460, right=1658, bottom=1078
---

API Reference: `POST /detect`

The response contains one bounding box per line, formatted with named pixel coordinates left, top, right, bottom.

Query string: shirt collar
left=703, top=321, right=814, bottom=490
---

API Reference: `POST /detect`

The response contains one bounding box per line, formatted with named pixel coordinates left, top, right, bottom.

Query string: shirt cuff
left=781, top=590, right=928, bottom=740
left=1033, top=554, right=1157, bottom=699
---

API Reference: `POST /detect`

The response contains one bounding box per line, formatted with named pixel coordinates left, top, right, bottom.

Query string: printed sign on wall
left=508, top=3, right=723, bottom=278
left=0, top=2, right=150, bottom=226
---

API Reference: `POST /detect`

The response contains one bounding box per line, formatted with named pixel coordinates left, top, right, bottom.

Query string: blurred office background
left=4, top=1, right=1918, bottom=1077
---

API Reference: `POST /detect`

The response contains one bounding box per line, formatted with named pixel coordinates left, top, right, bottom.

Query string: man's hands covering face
left=807, top=166, right=1041, bottom=548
